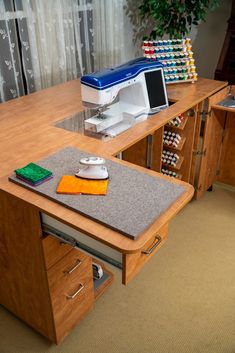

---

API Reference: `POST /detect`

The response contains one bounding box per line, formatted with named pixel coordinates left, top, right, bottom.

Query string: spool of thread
left=165, top=75, right=170, bottom=83
left=188, top=73, right=193, bottom=79
left=185, top=38, right=191, bottom=45
left=190, top=58, right=195, bottom=65
left=191, top=65, right=196, bottom=72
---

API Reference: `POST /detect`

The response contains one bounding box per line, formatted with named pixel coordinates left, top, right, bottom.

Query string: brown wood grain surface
left=0, top=190, right=56, bottom=341
left=42, top=234, right=74, bottom=270
left=122, top=224, right=168, bottom=284
left=196, top=90, right=228, bottom=199
left=218, top=111, right=235, bottom=186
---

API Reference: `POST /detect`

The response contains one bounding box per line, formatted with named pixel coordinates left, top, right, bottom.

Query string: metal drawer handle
left=66, top=283, right=84, bottom=300
left=142, top=236, right=162, bottom=255
left=64, top=259, right=82, bottom=275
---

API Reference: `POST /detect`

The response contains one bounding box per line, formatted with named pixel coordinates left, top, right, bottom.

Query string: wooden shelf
left=176, top=173, right=183, bottom=180
left=166, top=78, right=196, bottom=85
left=162, top=155, right=184, bottom=171
left=163, top=136, right=186, bottom=151
left=161, top=171, right=183, bottom=180
left=166, top=116, right=188, bottom=130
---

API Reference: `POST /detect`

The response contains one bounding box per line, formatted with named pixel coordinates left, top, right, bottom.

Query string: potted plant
left=125, top=0, right=221, bottom=40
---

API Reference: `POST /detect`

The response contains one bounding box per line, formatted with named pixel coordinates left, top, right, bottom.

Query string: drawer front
left=42, top=234, right=73, bottom=270
left=122, top=224, right=168, bottom=285
left=209, top=86, right=230, bottom=108
left=47, top=248, right=94, bottom=343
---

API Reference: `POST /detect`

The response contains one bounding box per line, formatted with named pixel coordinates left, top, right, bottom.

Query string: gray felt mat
left=9, top=147, right=185, bottom=239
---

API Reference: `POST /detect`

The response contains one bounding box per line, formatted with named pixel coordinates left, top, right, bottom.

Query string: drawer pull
left=141, top=236, right=161, bottom=255
left=66, top=283, right=84, bottom=300
left=64, top=259, right=82, bottom=274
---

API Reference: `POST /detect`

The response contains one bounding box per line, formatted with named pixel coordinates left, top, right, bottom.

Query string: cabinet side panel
left=0, top=190, right=55, bottom=341
left=180, top=107, right=197, bottom=182
left=0, top=192, right=9, bottom=269
left=152, top=127, right=164, bottom=172
left=218, top=112, right=235, bottom=186
left=195, top=109, right=226, bottom=199
left=122, top=137, right=148, bottom=167
left=189, top=104, right=202, bottom=185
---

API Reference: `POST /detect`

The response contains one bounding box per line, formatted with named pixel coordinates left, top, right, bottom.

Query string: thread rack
left=142, top=38, right=198, bottom=84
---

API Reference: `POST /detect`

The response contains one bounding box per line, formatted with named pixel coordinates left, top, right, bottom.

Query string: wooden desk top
left=0, top=77, right=226, bottom=253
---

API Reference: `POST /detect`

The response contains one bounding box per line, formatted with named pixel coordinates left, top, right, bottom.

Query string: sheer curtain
left=0, top=0, right=128, bottom=103
left=93, top=0, right=126, bottom=70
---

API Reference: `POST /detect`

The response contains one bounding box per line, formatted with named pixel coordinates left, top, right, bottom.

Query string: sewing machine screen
left=144, top=69, right=168, bottom=110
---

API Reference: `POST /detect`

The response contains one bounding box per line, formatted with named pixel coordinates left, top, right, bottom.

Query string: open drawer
left=41, top=213, right=168, bottom=285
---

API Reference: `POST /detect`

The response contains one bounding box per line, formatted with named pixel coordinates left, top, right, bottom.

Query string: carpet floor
left=0, top=184, right=235, bottom=353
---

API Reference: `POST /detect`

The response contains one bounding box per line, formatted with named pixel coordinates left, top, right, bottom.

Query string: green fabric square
left=15, top=163, right=52, bottom=184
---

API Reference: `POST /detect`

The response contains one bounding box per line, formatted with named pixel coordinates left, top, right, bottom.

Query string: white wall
left=191, top=0, right=232, bottom=78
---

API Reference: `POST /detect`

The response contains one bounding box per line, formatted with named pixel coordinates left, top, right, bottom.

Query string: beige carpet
left=0, top=184, right=235, bottom=353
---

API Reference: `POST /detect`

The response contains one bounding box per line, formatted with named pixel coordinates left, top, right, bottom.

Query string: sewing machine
left=81, top=58, right=168, bottom=137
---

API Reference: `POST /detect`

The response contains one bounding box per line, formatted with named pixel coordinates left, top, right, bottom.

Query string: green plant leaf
left=131, top=0, right=221, bottom=40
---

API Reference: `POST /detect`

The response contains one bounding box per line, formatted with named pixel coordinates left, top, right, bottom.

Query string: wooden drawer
left=122, top=224, right=168, bottom=284
left=47, top=248, right=94, bottom=343
left=42, top=234, right=73, bottom=270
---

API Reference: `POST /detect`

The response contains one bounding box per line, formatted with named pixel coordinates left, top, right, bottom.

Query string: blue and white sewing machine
left=81, top=58, right=168, bottom=137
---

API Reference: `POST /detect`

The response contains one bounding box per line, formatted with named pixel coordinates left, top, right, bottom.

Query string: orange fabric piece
left=56, top=175, right=108, bottom=195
